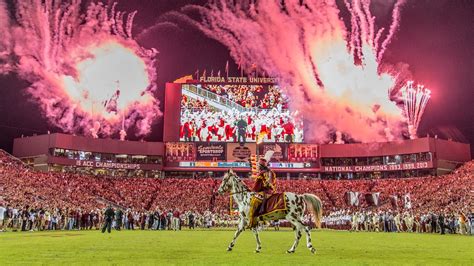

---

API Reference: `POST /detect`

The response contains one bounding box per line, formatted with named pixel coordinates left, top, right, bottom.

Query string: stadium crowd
left=0, top=150, right=472, bottom=235
left=200, top=84, right=287, bottom=109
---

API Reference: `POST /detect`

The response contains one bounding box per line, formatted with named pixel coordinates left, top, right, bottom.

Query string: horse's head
left=218, top=169, right=237, bottom=195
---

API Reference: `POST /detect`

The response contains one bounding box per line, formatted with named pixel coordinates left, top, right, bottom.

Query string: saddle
left=254, top=193, right=287, bottom=221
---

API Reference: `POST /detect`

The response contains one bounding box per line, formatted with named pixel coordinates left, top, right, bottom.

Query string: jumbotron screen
left=180, top=83, right=303, bottom=143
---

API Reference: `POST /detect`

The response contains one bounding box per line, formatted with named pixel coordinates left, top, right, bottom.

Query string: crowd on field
left=0, top=150, right=472, bottom=235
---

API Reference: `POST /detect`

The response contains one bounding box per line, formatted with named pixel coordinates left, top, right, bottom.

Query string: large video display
left=180, top=83, right=303, bottom=143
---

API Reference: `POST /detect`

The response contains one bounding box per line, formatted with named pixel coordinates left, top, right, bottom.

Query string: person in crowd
left=438, top=212, right=446, bottom=235
left=0, top=202, right=6, bottom=232
left=172, top=209, right=180, bottom=231
left=115, top=208, right=123, bottom=230
left=102, top=205, right=115, bottom=234
left=236, top=116, right=248, bottom=143
left=188, top=211, right=195, bottom=230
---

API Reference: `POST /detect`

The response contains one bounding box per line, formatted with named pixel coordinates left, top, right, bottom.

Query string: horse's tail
left=303, top=194, right=323, bottom=229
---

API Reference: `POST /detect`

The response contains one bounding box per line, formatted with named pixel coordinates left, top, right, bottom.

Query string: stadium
left=0, top=0, right=473, bottom=265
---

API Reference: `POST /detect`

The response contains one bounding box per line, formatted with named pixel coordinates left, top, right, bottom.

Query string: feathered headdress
left=263, top=150, right=275, bottom=162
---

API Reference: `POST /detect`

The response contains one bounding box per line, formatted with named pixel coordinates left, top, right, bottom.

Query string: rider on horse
left=248, top=151, right=276, bottom=228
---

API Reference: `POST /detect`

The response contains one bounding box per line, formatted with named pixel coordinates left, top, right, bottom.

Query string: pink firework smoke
left=0, top=1, right=160, bottom=138
left=176, top=0, right=412, bottom=143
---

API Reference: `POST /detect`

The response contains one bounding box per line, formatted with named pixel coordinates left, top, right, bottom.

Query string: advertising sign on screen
left=196, top=143, right=226, bottom=161
left=227, top=143, right=256, bottom=162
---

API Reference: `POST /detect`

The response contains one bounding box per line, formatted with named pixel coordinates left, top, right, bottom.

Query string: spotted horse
left=217, top=169, right=323, bottom=254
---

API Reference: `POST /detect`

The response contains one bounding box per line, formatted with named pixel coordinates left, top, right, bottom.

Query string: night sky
left=0, top=0, right=472, bottom=154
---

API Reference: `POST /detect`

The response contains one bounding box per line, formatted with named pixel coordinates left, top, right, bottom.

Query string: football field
left=0, top=229, right=472, bottom=265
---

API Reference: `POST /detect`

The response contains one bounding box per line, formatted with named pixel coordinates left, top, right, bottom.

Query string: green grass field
left=0, top=229, right=473, bottom=265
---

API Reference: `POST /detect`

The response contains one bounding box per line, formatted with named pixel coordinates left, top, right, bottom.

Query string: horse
left=217, top=169, right=323, bottom=253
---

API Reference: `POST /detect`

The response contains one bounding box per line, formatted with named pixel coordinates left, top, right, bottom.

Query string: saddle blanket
left=255, top=193, right=288, bottom=221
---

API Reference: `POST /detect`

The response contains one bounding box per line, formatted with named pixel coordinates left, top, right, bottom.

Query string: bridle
left=219, top=172, right=250, bottom=196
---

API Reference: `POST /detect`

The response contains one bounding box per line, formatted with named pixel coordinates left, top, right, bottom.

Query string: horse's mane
left=230, top=172, right=250, bottom=192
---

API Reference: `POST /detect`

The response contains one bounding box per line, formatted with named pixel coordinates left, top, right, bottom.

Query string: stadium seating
left=0, top=149, right=472, bottom=232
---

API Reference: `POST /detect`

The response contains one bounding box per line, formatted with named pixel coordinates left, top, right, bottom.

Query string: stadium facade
left=12, top=78, right=471, bottom=178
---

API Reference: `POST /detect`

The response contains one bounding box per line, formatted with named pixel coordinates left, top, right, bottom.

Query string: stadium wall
left=13, top=133, right=164, bottom=157
left=319, top=138, right=432, bottom=158
left=163, top=82, right=182, bottom=142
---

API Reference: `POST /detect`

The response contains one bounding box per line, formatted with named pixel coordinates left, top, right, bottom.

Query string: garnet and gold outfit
left=248, top=163, right=276, bottom=228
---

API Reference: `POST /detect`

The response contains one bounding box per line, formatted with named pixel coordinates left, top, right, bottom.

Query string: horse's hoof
left=227, top=247, right=232, bottom=252
left=310, top=248, right=316, bottom=254
left=255, top=250, right=260, bottom=253
left=286, top=250, right=295, bottom=254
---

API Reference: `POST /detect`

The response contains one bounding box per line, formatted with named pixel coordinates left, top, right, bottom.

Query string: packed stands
left=0, top=149, right=472, bottom=233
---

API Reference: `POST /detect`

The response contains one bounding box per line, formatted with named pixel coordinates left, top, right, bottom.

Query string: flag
left=404, top=193, right=412, bottom=209
left=173, top=75, right=193, bottom=83
left=202, top=69, right=206, bottom=79
left=352, top=192, right=360, bottom=206
left=345, top=191, right=360, bottom=206
left=365, top=192, right=380, bottom=206
left=390, top=195, right=398, bottom=209
left=195, top=69, right=199, bottom=79
left=373, top=192, right=380, bottom=206
left=225, top=60, right=229, bottom=78
left=238, top=59, right=244, bottom=77
left=217, top=70, right=221, bottom=77
left=210, top=69, right=214, bottom=77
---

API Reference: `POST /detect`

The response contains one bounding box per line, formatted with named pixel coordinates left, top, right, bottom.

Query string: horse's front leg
left=227, top=218, right=245, bottom=251
left=252, top=228, right=262, bottom=253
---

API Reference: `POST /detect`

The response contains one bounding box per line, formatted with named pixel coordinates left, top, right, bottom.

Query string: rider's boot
left=247, top=196, right=260, bottom=229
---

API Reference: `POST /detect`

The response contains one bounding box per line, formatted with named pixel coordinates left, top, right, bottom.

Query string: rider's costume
left=248, top=156, right=276, bottom=228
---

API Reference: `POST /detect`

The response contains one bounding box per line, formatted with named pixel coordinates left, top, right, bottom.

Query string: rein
left=229, top=190, right=249, bottom=196
left=222, top=173, right=250, bottom=196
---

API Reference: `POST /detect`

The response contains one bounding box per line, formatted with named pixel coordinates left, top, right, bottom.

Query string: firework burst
left=174, top=0, right=413, bottom=142
left=0, top=0, right=160, bottom=138
left=401, top=81, right=431, bottom=139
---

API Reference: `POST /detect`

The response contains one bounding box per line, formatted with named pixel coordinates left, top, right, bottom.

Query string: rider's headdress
left=262, top=150, right=275, bottom=163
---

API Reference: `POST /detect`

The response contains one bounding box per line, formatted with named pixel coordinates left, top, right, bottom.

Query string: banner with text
left=321, top=161, right=433, bottom=173
left=196, top=143, right=226, bottom=161
left=75, top=160, right=140, bottom=170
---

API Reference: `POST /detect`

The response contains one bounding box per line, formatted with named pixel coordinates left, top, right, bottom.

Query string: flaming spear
left=401, top=81, right=431, bottom=139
